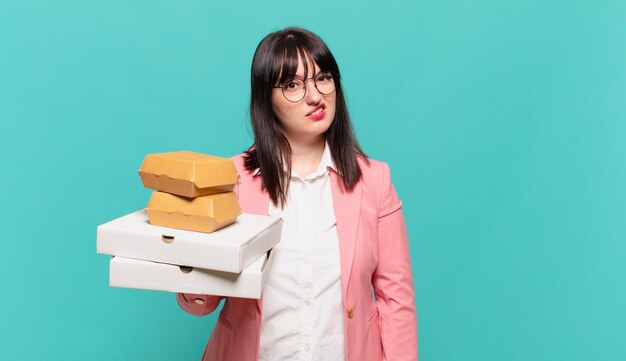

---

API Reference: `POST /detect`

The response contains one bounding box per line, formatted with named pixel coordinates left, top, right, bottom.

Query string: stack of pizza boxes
left=96, top=151, right=282, bottom=299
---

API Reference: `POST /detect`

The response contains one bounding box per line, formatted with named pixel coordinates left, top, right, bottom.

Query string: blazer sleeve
left=372, top=163, right=418, bottom=361
left=176, top=293, right=224, bottom=316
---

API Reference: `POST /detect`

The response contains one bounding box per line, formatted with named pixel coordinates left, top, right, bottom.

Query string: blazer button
left=347, top=307, right=354, bottom=319
left=194, top=298, right=205, bottom=305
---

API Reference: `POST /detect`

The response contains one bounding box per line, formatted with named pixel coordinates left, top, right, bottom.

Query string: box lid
left=138, top=151, right=239, bottom=196
left=109, top=251, right=273, bottom=299
left=97, top=209, right=282, bottom=273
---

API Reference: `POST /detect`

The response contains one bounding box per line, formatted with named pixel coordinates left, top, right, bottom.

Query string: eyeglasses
left=273, top=71, right=336, bottom=102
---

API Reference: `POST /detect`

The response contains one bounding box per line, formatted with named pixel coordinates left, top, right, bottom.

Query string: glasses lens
left=282, top=79, right=306, bottom=102
left=315, top=72, right=335, bottom=95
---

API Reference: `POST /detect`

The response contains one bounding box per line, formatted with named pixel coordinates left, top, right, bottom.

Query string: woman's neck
left=287, top=136, right=325, bottom=179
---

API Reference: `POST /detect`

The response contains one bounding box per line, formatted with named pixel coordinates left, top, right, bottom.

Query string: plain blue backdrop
left=1, top=0, right=625, bottom=360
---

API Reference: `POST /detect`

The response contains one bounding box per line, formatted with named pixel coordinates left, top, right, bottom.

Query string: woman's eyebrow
left=284, top=75, right=305, bottom=81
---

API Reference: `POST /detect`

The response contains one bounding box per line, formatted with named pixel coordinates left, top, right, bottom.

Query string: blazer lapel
left=330, top=170, right=362, bottom=299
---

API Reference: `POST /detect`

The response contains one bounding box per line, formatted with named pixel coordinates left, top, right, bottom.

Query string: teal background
left=1, top=0, right=625, bottom=360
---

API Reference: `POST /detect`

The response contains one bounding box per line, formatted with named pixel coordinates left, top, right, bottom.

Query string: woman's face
left=271, top=57, right=336, bottom=144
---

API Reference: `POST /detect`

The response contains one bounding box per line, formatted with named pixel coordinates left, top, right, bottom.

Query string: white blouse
left=258, top=144, right=346, bottom=361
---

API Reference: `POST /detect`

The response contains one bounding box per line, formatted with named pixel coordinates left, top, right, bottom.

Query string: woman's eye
left=317, top=73, right=332, bottom=82
left=284, top=81, right=302, bottom=91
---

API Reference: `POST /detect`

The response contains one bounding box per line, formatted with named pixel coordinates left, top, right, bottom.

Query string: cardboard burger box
left=97, top=209, right=282, bottom=273
left=147, top=191, right=241, bottom=233
left=138, top=151, right=239, bottom=198
left=109, top=251, right=273, bottom=299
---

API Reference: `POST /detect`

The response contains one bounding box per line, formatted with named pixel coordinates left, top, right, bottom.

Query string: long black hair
left=244, top=27, right=367, bottom=207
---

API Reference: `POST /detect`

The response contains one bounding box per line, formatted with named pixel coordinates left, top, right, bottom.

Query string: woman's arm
left=176, top=293, right=224, bottom=316
left=372, top=163, right=418, bottom=361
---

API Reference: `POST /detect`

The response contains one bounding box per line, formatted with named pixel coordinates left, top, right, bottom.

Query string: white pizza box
left=97, top=209, right=282, bottom=273
left=109, top=251, right=273, bottom=299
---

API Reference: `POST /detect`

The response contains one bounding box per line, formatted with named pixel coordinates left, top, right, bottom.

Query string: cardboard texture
left=109, top=251, right=273, bottom=299
left=138, top=151, right=239, bottom=198
left=146, top=191, right=241, bottom=233
left=97, top=209, right=283, bottom=273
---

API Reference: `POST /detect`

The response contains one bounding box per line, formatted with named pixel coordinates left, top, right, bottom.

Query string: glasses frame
left=273, top=71, right=336, bottom=103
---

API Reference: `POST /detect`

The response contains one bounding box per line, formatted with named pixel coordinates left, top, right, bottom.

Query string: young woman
left=177, top=27, right=417, bottom=361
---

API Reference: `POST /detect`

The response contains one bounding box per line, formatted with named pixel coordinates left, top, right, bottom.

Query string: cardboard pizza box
left=97, top=209, right=282, bottom=273
left=109, top=251, right=273, bottom=299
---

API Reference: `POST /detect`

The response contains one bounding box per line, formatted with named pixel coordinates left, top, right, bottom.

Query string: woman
left=177, top=27, right=417, bottom=361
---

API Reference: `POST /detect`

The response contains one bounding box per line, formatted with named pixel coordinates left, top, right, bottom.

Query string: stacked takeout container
left=96, top=151, right=282, bottom=299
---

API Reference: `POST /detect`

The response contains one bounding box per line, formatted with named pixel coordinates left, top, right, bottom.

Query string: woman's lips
left=307, top=105, right=326, bottom=121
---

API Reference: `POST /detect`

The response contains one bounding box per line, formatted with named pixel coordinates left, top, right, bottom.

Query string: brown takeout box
left=146, top=191, right=242, bottom=233
left=138, top=151, right=239, bottom=198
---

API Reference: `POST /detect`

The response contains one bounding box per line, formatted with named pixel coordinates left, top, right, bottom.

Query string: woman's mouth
left=307, top=105, right=326, bottom=120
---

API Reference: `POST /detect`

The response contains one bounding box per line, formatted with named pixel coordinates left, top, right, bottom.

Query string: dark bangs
left=273, top=33, right=341, bottom=85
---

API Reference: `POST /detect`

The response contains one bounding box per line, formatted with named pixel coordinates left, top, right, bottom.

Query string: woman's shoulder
left=357, top=155, right=402, bottom=213
left=230, top=153, right=247, bottom=171
left=357, top=154, right=386, bottom=171
left=355, top=155, right=397, bottom=198
left=357, top=154, right=391, bottom=179
left=230, top=153, right=254, bottom=179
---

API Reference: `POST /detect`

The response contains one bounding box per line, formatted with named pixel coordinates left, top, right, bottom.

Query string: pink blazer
left=177, top=154, right=417, bottom=361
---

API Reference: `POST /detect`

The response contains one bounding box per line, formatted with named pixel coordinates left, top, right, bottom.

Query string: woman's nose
left=304, top=80, right=322, bottom=104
